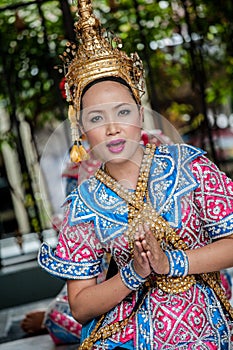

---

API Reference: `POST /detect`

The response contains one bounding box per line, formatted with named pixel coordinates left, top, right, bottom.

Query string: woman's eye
left=90, top=115, right=102, bottom=123
left=118, top=109, right=130, bottom=116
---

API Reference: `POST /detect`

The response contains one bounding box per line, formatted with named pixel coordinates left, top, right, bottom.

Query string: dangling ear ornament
left=70, top=141, right=81, bottom=163
left=68, top=104, right=89, bottom=163
left=78, top=139, right=90, bottom=161
left=70, top=139, right=90, bottom=163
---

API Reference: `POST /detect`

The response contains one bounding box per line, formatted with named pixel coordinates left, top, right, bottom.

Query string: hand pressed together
left=133, top=223, right=169, bottom=277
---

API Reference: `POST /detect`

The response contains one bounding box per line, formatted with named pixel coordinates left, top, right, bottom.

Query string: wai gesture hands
left=133, top=223, right=169, bottom=278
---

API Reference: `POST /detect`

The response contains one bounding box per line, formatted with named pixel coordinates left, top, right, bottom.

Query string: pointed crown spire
left=60, top=0, right=145, bottom=127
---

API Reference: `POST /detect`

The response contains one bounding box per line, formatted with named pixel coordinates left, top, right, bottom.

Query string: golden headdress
left=60, top=0, right=145, bottom=162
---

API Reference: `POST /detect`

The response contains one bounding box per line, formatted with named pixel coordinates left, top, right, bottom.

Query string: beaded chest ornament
left=96, top=143, right=196, bottom=294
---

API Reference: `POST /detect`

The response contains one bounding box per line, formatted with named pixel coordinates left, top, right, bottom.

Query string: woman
left=39, top=1, right=233, bottom=348
left=40, top=76, right=233, bottom=348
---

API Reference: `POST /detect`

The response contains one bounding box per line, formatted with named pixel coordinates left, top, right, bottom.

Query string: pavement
left=0, top=335, right=77, bottom=350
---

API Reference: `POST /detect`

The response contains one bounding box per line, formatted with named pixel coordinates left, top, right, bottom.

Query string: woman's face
left=81, top=80, right=143, bottom=164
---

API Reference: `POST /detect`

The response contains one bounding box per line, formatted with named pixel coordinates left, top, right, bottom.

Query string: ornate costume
left=38, top=0, right=233, bottom=348
left=39, top=143, right=233, bottom=349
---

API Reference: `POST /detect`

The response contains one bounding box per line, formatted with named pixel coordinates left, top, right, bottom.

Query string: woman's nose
left=106, top=121, right=120, bottom=135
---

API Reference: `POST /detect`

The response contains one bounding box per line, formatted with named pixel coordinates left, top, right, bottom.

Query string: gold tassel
left=70, top=140, right=90, bottom=163
left=70, top=141, right=82, bottom=163
left=78, top=142, right=90, bottom=161
left=68, top=103, right=89, bottom=163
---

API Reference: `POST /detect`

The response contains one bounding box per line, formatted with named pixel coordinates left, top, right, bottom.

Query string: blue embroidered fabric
left=205, top=213, right=233, bottom=239
left=64, top=144, right=204, bottom=239
left=38, top=242, right=102, bottom=279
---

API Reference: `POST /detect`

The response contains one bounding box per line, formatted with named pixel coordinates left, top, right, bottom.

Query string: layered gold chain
left=96, top=143, right=156, bottom=252
left=79, top=144, right=155, bottom=350
left=96, top=143, right=195, bottom=293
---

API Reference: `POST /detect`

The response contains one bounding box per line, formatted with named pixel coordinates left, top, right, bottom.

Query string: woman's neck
left=105, top=147, right=143, bottom=190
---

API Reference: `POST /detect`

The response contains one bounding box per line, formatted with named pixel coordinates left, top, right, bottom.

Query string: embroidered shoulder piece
left=149, top=144, right=205, bottom=227
left=38, top=242, right=101, bottom=279
left=64, top=176, right=128, bottom=242
left=63, top=144, right=205, bottom=238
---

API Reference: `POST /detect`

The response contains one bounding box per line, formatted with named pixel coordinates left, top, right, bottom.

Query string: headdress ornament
left=59, top=0, right=145, bottom=162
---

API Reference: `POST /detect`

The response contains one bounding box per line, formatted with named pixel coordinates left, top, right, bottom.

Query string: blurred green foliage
left=0, top=0, right=232, bottom=135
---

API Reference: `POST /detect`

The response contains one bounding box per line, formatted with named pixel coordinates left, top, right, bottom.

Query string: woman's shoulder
left=154, top=143, right=206, bottom=164
left=61, top=176, right=96, bottom=213
left=156, top=142, right=204, bottom=154
left=64, top=175, right=99, bottom=201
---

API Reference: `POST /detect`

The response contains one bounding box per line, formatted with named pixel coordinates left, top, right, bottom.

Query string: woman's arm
left=187, top=235, right=233, bottom=274
left=67, top=237, right=152, bottom=325
left=67, top=272, right=131, bottom=324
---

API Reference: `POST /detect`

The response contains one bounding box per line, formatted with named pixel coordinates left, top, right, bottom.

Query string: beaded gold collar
left=95, top=144, right=196, bottom=294
left=95, top=143, right=156, bottom=211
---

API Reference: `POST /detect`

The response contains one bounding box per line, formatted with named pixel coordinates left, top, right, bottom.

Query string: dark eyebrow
left=86, top=109, right=103, bottom=115
left=85, top=103, right=134, bottom=115
left=113, top=103, right=133, bottom=110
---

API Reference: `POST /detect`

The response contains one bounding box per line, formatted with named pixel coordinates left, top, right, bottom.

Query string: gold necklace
left=95, top=143, right=156, bottom=252
left=95, top=143, right=196, bottom=293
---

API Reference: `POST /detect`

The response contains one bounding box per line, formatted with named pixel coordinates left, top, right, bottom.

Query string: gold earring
left=70, top=139, right=90, bottom=163
left=68, top=104, right=89, bottom=163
